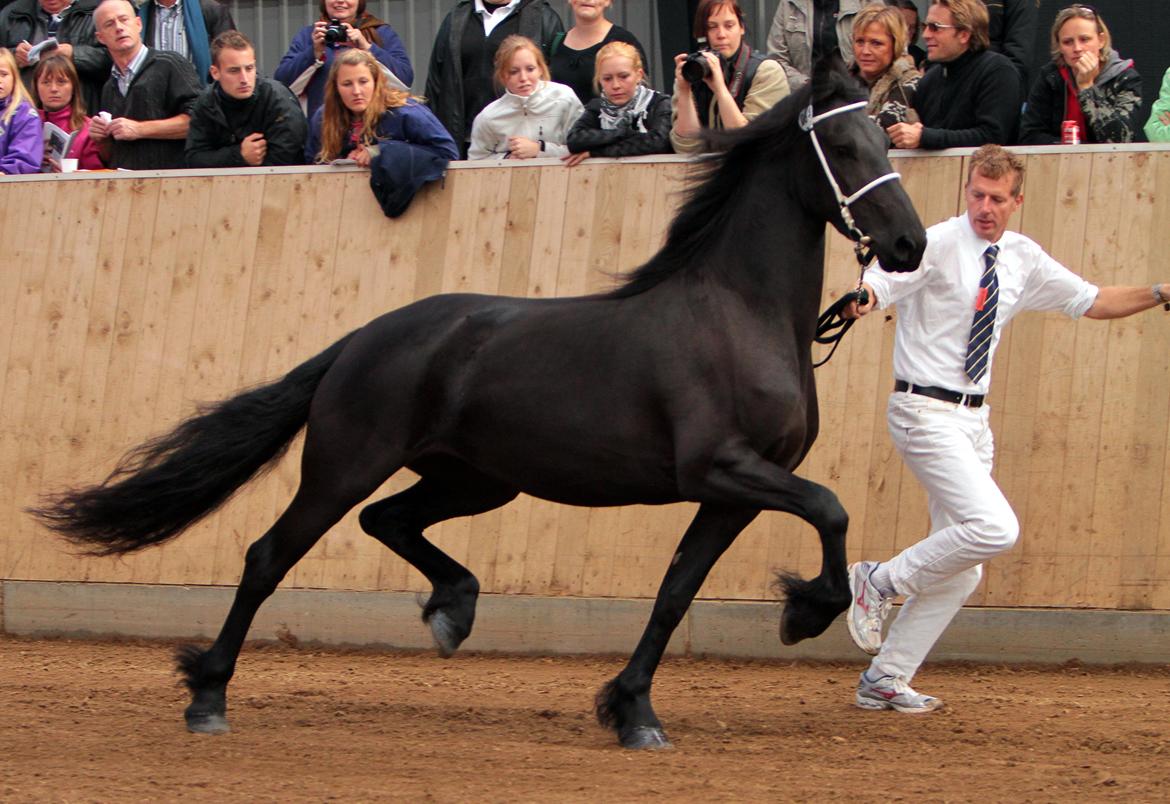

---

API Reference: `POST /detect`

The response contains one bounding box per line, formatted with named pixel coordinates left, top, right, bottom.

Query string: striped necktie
left=964, top=244, right=999, bottom=383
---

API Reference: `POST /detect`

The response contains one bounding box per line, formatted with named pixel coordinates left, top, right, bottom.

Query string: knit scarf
left=598, top=83, right=654, bottom=133
left=140, top=0, right=212, bottom=86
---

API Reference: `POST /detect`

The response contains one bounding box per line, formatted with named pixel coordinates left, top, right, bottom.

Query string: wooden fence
left=2, top=148, right=1169, bottom=611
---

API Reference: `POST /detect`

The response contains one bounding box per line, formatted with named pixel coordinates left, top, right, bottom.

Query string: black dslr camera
left=681, top=50, right=714, bottom=83
left=324, top=18, right=347, bottom=46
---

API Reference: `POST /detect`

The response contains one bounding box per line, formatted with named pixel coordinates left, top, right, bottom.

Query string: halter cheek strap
left=799, top=100, right=902, bottom=257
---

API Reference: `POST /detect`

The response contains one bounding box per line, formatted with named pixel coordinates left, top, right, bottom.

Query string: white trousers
left=869, top=391, right=1020, bottom=683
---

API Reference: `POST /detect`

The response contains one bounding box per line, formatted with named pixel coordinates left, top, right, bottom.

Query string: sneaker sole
left=846, top=563, right=880, bottom=656
left=855, top=694, right=943, bottom=714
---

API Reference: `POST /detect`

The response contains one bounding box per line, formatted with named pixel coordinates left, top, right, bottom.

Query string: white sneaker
left=856, top=673, right=943, bottom=713
left=846, top=561, right=890, bottom=655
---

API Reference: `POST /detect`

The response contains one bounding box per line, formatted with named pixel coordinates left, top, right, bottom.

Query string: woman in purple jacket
left=275, top=0, right=413, bottom=122
left=0, top=47, right=42, bottom=174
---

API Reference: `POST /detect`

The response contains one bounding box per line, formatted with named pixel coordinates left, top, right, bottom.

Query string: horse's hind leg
left=359, top=468, right=518, bottom=656
left=597, top=504, right=757, bottom=749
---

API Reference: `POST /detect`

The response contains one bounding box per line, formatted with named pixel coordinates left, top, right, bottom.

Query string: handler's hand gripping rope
left=812, top=241, right=872, bottom=369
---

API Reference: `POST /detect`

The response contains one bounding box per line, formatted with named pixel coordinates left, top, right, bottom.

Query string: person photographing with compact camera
left=275, top=0, right=412, bottom=121
left=670, top=0, right=789, bottom=154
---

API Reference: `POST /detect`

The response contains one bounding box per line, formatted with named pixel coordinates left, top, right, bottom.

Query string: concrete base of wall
left=4, top=581, right=1170, bottom=664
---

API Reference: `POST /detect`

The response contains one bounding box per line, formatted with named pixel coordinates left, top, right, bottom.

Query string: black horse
left=33, top=60, right=925, bottom=749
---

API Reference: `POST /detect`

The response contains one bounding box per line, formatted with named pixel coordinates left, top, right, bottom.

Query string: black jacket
left=424, top=0, right=563, bottom=146
left=0, top=0, right=110, bottom=112
left=100, top=48, right=202, bottom=170
left=1020, top=56, right=1143, bottom=145
left=983, top=0, right=1036, bottom=98
left=913, top=48, right=1021, bottom=149
left=567, top=91, right=672, bottom=157
left=185, top=78, right=308, bottom=167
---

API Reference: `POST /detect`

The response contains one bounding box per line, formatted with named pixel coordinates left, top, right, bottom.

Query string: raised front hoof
left=185, top=711, right=230, bottom=735
left=776, top=571, right=850, bottom=645
left=428, top=610, right=464, bottom=658
left=778, top=603, right=807, bottom=646
left=620, top=726, right=673, bottom=750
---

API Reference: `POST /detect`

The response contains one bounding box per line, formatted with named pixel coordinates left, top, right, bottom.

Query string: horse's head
left=795, top=54, right=925, bottom=272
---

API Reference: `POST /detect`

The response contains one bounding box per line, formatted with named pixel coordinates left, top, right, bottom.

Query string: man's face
left=923, top=5, right=971, bottom=63
left=965, top=169, right=1022, bottom=243
left=40, top=0, right=72, bottom=15
left=211, top=47, right=257, bottom=100
left=94, top=0, right=142, bottom=57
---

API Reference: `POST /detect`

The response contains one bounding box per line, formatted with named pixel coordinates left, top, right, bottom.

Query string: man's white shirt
left=864, top=214, right=1099, bottom=395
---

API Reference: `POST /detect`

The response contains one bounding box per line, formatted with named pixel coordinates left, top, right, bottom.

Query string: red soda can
left=1062, top=120, right=1080, bottom=145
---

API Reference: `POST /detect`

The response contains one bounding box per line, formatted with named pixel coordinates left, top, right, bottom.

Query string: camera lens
left=681, top=54, right=711, bottom=83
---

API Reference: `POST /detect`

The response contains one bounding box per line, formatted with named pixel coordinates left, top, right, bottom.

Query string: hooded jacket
left=912, top=47, right=1020, bottom=149
left=305, top=99, right=458, bottom=165
left=0, top=95, right=42, bottom=174
left=185, top=78, right=308, bottom=167
left=467, top=80, right=582, bottom=159
left=424, top=0, right=564, bottom=147
left=0, top=0, right=110, bottom=112
left=1020, top=51, right=1142, bottom=145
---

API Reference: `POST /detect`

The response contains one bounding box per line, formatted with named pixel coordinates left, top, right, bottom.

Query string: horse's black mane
left=603, top=65, right=866, bottom=300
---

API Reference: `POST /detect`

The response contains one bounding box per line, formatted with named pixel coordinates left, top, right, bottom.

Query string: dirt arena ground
left=2, top=635, right=1168, bottom=802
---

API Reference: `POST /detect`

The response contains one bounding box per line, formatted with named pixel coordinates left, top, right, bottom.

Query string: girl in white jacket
left=468, top=35, right=584, bottom=161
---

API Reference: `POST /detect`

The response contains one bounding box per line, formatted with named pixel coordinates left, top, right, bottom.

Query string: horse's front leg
left=596, top=504, right=757, bottom=749
left=697, top=448, right=852, bottom=644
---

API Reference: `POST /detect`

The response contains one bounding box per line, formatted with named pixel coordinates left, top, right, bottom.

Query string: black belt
left=894, top=380, right=985, bottom=408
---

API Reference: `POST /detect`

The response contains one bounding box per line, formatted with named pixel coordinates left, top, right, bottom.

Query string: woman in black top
left=549, top=0, right=647, bottom=105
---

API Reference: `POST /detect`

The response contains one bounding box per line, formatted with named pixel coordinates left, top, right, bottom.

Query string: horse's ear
left=811, top=51, right=848, bottom=96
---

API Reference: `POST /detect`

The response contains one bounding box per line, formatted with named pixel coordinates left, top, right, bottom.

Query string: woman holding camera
left=276, top=0, right=413, bottom=122
left=670, top=0, right=789, bottom=155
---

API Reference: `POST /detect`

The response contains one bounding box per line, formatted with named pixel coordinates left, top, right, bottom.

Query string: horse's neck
left=713, top=188, right=828, bottom=323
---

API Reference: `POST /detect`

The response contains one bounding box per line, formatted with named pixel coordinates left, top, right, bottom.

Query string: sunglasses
left=923, top=21, right=959, bottom=33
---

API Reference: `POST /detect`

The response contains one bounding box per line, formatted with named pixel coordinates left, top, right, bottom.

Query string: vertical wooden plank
left=4, top=180, right=63, bottom=580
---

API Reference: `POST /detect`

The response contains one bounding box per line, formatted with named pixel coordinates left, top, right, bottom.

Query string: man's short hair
left=968, top=144, right=1025, bottom=196
left=930, top=0, right=990, bottom=52
left=211, top=30, right=254, bottom=66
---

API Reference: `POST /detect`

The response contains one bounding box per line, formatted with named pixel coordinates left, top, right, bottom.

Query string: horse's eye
left=831, top=145, right=852, bottom=160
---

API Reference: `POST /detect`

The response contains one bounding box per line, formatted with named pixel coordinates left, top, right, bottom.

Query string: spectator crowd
left=0, top=0, right=1167, bottom=182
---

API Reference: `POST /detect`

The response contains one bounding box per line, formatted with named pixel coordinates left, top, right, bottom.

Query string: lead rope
left=813, top=265, right=870, bottom=369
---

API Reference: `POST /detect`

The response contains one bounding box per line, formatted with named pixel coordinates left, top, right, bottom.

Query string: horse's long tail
left=30, top=332, right=358, bottom=556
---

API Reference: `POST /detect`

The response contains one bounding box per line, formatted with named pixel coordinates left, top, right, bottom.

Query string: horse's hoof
left=429, top=610, right=462, bottom=658
left=186, top=713, right=231, bottom=735
left=621, top=726, right=673, bottom=750
left=779, top=605, right=802, bottom=645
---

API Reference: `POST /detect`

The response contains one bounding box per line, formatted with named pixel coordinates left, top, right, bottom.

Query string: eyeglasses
left=923, top=22, right=958, bottom=33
